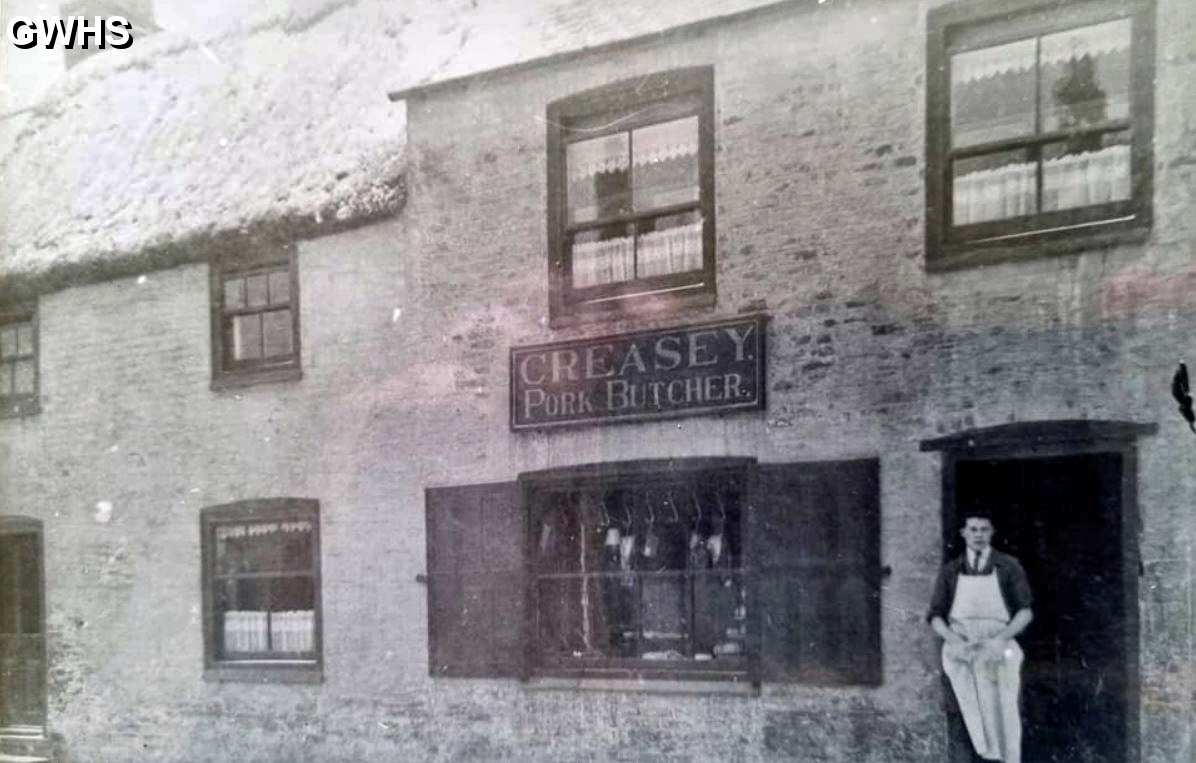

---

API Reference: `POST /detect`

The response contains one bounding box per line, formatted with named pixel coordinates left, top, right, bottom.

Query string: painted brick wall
left=1, top=0, right=1193, bottom=760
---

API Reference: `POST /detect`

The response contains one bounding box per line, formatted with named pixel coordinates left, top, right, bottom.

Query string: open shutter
left=425, top=481, right=524, bottom=678
left=750, top=458, right=881, bottom=685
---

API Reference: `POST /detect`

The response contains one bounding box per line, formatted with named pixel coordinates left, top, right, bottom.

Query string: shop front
left=425, top=314, right=883, bottom=691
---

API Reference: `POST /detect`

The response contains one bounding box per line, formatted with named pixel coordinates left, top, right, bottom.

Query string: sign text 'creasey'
left=510, top=316, right=767, bottom=430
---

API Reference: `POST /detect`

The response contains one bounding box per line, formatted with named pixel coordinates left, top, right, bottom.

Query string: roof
left=0, top=0, right=789, bottom=295
left=387, top=0, right=791, bottom=99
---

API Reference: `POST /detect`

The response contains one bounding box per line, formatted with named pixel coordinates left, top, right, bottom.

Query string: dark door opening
left=953, top=453, right=1128, bottom=763
left=0, top=519, right=46, bottom=734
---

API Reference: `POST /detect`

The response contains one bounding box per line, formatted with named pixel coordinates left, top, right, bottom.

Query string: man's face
left=961, top=518, right=994, bottom=552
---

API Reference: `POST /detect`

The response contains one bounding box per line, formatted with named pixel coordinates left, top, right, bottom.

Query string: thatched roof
left=0, top=0, right=786, bottom=295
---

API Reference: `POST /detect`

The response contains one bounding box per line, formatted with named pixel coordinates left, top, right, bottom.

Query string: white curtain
left=631, top=117, right=699, bottom=169
left=951, top=20, right=1129, bottom=84
left=954, top=144, right=1129, bottom=224
left=952, top=38, right=1037, bottom=85
left=1040, top=19, right=1130, bottom=69
left=216, top=520, right=312, bottom=541
left=637, top=221, right=704, bottom=277
left=224, top=610, right=314, bottom=654
left=572, top=235, right=635, bottom=288
left=1042, top=143, right=1131, bottom=211
left=567, top=134, right=629, bottom=183
left=953, top=162, right=1036, bottom=225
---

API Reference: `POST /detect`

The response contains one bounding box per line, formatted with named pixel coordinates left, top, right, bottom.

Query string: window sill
left=203, top=663, right=322, bottom=684
left=211, top=364, right=303, bottom=392
left=0, top=398, right=40, bottom=419
left=549, top=289, right=716, bottom=331
left=525, top=675, right=758, bottom=697
left=927, top=220, right=1150, bottom=273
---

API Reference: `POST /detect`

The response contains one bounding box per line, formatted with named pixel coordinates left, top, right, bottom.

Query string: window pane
left=951, top=38, right=1037, bottom=147
left=0, top=327, right=16, bottom=359
left=566, top=133, right=631, bottom=224
left=0, top=538, right=16, bottom=633
left=15, top=323, right=33, bottom=356
left=230, top=314, right=263, bottom=361
left=268, top=270, right=290, bottom=306
left=16, top=535, right=41, bottom=634
left=632, top=116, right=699, bottom=211
left=223, top=278, right=245, bottom=310
left=13, top=360, right=35, bottom=395
left=952, top=149, right=1037, bottom=225
left=693, top=571, right=747, bottom=659
left=215, top=520, right=313, bottom=575
left=570, top=225, right=635, bottom=289
left=1042, top=131, right=1131, bottom=212
left=641, top=575, right=688, bottom=644
left=636, top=211, right=704, bottom=278
left=268, top=577, right=315, bottom=654
left=0, top=363, right=12, bottom=396
left=217, top=578, right=270, bottom=655
left=536, top=577, right=588, bottom=657
left=262, top=310, right=294, bottom=359
left=1040, top=19, right=1131, bottom=133
left=245, top=274, right=269, bottom=309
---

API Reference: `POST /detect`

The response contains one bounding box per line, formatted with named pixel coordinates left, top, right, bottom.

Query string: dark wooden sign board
left=510, top=315, right=767, bottom=431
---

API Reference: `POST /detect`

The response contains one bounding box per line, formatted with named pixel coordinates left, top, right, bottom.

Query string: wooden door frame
left=921, top=419, right=1156, bottom=763
left=0, top=515, right=47, bottom=737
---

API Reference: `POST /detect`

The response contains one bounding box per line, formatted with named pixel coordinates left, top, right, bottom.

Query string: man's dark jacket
left=926, top=549, right=1033, bottom=624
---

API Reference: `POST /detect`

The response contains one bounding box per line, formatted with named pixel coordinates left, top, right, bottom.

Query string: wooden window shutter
left=749, top=458, right=881, bottom=685
left=425, top=481, right=524, bottom=678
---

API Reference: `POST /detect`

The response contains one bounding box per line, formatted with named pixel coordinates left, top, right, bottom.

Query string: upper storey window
left=210, top=244, right=302, bottom=389
left=0, top=306, right=39, bottom=418
left=547, top=67, right=715, bottom=325
left=926, top=0, right=1154, bottom=269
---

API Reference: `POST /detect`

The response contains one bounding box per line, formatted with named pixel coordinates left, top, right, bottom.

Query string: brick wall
left=1, top=0, right=1193, bottom=760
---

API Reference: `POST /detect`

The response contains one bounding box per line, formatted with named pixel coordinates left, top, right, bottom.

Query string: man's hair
left=959, top=510, right=995, bottom=528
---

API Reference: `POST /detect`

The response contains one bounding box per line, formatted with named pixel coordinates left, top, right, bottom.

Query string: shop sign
left=510, top=315, right=767, bottom=430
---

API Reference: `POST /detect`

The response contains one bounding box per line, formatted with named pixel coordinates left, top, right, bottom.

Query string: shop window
left=546, top=67, right=716, bottom=325
left=926, top=0, right=1154, bottom=269
left=209, top=245, right=301, bottom=389
left=425, top=458, right=881, bottom=686
left=0, top=305, right=39, bottom=418
left=200, top=499, right=322, bottom=683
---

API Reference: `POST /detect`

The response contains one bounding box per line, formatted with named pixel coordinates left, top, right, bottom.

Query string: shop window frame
left=209, top=244, right=302, bottom=390
left=925, top=0, right=1155, bottom=271
left=0, top=303, right=40, bottom=419
left=423, top=457, right=882, bottom=689
left=521, top=458, right=756, bottom=685
left=546, top=66, right=717, bottom=326
left=199, top=498, right=323, bottom=684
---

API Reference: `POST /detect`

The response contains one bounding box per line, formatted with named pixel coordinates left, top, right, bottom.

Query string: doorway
left=954, top=454, right=1129, bottom=762
left=0, top=517, right=45, bottom=735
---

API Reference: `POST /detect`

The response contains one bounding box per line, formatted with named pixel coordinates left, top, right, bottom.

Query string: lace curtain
left=953, top=144, right=1129, bottom=224
left=572, top=220, right=703, bottom=288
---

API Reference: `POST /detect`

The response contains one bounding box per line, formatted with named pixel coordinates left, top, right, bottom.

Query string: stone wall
left=0, top=0, right=1193, bottom=760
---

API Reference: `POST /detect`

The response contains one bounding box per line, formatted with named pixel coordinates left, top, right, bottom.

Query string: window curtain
left=954, top=144, right=1129, bottom=224
left=223, top=610, right=314, bottom=653
left=1042, top=143, right=1131, bottom=211
left=637, top=220, right=704, bottom=277
left=572, top=236, right=635, bottom=288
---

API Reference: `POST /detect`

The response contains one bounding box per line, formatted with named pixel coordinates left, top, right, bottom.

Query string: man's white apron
left=941, top=570, right=1023, bottom=762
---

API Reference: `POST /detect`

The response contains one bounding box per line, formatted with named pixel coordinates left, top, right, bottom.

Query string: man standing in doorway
left=928, top=514, right=1033, bottom=762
